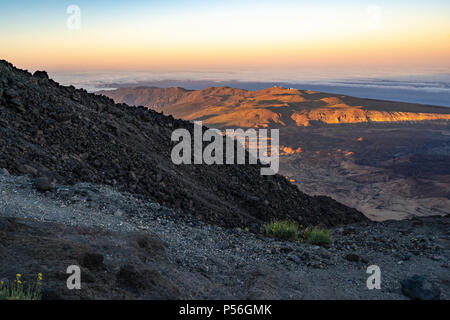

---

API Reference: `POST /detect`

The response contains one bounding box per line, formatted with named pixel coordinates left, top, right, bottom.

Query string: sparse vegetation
left=264, top=221, right=333, bottom=246
left=0, top=273, right=43, bottom=300
left=303, top=227, right=333, bottom=246
left=264, top=220, right=300, bottom=241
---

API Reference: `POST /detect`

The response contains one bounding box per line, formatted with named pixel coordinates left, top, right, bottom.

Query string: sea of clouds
left=50, top=70, right=450, bottom=107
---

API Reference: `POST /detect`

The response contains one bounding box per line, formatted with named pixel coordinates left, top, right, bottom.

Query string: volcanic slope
left=0, top=60, right=365, bottom=229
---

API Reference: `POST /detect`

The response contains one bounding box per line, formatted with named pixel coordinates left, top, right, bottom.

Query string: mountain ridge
left=98, top=86, right=450, bottom=129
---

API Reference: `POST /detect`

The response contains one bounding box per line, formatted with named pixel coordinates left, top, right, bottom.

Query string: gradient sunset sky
left=1, top=0, right=449, bottom=73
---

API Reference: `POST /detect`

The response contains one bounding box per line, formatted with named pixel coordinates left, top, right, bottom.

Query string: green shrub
left=0, top=273, right=43, bottom=300
left=264, top=220, right=300, bottom=241
left=303, top=227, right=333, bottom=246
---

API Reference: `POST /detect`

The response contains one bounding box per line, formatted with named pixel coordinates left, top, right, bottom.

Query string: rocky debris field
left=0, top=60, right=365, bottom=229
left=0, top=171, right=448, bottom=300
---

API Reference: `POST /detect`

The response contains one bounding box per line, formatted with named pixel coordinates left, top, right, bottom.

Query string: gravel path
left=0, top=170, right=448, bottom=299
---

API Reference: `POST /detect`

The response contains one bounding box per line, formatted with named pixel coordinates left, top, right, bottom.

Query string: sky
left=0, top=0, right=449, bottom=75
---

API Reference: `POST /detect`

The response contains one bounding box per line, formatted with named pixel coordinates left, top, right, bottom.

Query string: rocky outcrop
left=291, top=108, right=450, bottom=127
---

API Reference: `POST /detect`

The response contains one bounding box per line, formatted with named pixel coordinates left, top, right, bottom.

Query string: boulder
left=401, top=275, right=441, bottom=300
left=345, top=253, right=360, bottom=262
left=34, top=176, right=55, bottom=192
left=33, top=70, right=49, bottom=79
left=80, top=252, right=105, bottom=271
left=18, top=164, right=38, bottom=176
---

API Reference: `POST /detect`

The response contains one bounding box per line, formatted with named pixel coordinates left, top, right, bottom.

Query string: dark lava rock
left=345, top=253, right=360, bottom=262
left=116, top=264, right=144, bottom=292
left=401, top=275, right=441, bottom=300
left=287, top=255, right=301, bottom=264
left=32, top=70, right=49, bottom=79
left=116, top=264, right=180, bottom=299
left=80, top=252, right=105, bottom=271
left=0, top=59, right=367, bottom=229
left=18, top=164, right=38, bottom=176
left=34, top=176, right=54, bottom=192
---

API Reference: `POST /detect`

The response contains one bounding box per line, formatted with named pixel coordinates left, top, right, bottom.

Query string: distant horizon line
left=4, top=58, right=448, bottom=107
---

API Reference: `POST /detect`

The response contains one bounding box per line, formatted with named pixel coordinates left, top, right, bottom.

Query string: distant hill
left=98, top=86, right=450, bottom=129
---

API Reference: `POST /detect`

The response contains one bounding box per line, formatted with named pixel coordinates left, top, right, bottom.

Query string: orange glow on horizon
left=1, top=3, right=449, bottom=72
